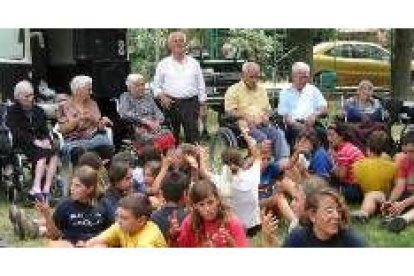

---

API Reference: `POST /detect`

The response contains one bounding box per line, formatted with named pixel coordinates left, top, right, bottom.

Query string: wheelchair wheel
left=208, top=127, right=238, bottom=173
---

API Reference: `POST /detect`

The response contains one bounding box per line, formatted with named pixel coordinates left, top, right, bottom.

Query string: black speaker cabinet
left=91, top=60, right=129, bottom=99
left=73, top=29, right=127, bottom=61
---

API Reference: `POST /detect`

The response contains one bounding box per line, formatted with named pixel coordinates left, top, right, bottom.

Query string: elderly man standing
left=224, top=62, right=289, bottom=161
left=278, top=62, right=328, bottom=148
left=153, top=31, right=206, bottom=144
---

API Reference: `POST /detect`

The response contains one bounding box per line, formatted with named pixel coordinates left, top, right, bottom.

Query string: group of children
left=7, top=119, right=414, bottom=247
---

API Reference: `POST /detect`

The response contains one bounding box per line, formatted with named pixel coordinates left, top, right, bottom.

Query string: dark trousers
left=165, top=96, right=200, bottom=144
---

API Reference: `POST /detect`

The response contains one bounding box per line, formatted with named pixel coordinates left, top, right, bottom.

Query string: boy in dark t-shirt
left=150, top=171, right=189, bottom=242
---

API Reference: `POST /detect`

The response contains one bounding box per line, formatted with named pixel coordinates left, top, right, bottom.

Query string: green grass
left=0, top=200, right=45, bottom=247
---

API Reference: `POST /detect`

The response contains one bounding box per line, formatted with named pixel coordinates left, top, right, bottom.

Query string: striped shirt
left=333, top=142, right=364, bottom=184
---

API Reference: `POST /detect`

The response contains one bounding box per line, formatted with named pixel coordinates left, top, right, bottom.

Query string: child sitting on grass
left=87, top=193, right=166, bottom=247
left=170, top=179, right=248, bottom=247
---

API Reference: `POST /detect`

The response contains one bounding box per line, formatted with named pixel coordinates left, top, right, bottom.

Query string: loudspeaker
left=91, top=60, right=129, bottom=99
left=73, top=29, right=127, bottom=61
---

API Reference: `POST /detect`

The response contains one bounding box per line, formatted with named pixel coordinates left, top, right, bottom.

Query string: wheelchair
left=335, top=94, right=399, bottom=156
left=208, top=111, right=285, bottom=173
left=0, top=102, right=65, bottom=205
left=52, top=123, right=115, bottom=197
left=111, top=98, right=176, bottom=160
left=397, top=100, right=414, bottom=144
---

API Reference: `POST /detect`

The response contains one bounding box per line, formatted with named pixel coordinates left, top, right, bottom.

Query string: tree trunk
left=286, top=29, right=314, bottom=74
left=391, top=29, right=412, bottom=101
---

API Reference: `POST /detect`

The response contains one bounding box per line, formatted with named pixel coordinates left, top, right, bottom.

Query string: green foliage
left=227, top=29, right=280, bottom=78
left=127, top=29, right=169, bottom=79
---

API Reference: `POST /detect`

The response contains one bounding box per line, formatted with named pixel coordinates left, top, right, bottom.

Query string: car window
left=352, top=45, right=369, bottom=59
left=326, top=45, right=353, bottom=58
left=352, top=44, right=389, bottom=61
left=368, top=45, right=389, bottom=61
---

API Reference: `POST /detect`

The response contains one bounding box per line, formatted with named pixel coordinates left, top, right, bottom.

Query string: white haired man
left=278, top=62, right=328, bottom=148
left=224, top=61, right=290, bottom=162
left=153, top=31, right=206, bottom=144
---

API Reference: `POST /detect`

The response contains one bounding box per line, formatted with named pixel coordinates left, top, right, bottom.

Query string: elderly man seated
left=224, top=61, right=289, bottom=162
left=278, top=61, right=328, bottom=148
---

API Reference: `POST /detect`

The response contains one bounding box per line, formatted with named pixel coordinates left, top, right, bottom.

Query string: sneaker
left=8, top=204, right=19, bottom=235
left=380, top=215, right=394, bottom=228
left=16, top=209, right=39, bottom=240
left=15, top=208, right=26, bottom=240
left=386, top=216, right=408, bottom=233
left=351, top=211, right=369, bottom=224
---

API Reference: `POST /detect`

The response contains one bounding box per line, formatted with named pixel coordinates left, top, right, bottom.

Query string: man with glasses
left=225, top=62, right=289, bottom=162
left=278, top=62, right=328, bottom=148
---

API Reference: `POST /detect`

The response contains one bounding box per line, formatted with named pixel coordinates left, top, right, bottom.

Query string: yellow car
left=313, top=41, right=401, bottom=88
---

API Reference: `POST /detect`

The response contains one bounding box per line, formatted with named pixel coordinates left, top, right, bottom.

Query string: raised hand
left=215, top=226, right=236, bottom=247
left=260, top=208, right=279, bottom=247
left=184, top=154, right=198, bottom=169
left=168, top=210, right=181, bottom=240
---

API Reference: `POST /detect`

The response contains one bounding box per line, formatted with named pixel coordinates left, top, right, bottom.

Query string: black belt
left=170, top=96, right=198, bottom=101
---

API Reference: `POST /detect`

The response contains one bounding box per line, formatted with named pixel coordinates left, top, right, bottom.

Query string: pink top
left=177, top=214, right=248, bottom=247
left=57, top=99, right=101, bottom=140
left=397, top=155, right=414, bottom=192
left=334, top=142, right=364, bottom=184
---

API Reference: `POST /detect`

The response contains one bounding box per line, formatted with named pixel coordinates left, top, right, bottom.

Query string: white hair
left=292, top=62, right=310, bottom=75
left=167, top=31, right=186, bottom=46
left=242, top=61, right=260, bottom=73
left=125, top=73, right=145, bottom=89
left=70, top=75, right=92, bottom=94
left=14, top=80, right=33, bottom=100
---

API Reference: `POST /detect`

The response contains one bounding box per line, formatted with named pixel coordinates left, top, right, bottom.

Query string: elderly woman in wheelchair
left=6, top=80, right=58, bottom=203
left=56, top=75, right=114, bottom=166
left=118, top=73, right=175, bottom=154
left=340, top=79, right=391, bottom=153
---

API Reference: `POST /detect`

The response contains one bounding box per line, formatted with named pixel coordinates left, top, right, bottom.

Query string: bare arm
left=388, top=179, right=406, bottom=202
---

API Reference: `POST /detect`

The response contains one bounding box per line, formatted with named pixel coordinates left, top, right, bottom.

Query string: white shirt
left=212, top=161, right=261, bottom=229
left=153, top=55, right=206, bottom=103
left=278, top=83, right=327, bottom=121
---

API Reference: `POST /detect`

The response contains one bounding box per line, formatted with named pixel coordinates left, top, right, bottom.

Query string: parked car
left=313, top=41, right=414, bottom=88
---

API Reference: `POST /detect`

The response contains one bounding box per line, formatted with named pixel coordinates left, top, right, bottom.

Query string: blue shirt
left=278, top=84, right=327, bottom=120
left=259, top=162, right=282, bottom=199
left=283, top=226, right=366, bottom=247
left=308, top=147, right=334, bottom=179
left=53, top=198, right=113, bottom=243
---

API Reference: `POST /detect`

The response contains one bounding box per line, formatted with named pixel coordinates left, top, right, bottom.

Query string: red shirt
left=177, top=214, right=248, bottom=247
left=397, top=155, right=414, bottom=192
left=334, top=142, right=364, bottom=184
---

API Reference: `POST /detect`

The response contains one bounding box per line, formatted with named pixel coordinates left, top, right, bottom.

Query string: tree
left=391, top=29, right=412, bottom=101
left=286, top=29, right=313, bottom=73
left=127, top=29, right=169, bottom=78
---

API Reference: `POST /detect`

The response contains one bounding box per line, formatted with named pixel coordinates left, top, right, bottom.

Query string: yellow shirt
left=353, top=157, right=397, bottom=194
left=98, top=221, right=167, bottom=248
left=224, top=81, right=271, bottom=121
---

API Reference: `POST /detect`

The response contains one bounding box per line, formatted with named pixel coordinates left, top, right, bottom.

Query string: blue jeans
left=61, top=133, right=114, bottom=164
left=250, top=124, right=290, bottom=162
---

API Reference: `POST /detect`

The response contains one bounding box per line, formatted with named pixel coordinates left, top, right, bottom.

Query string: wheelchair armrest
left=220, top=113, right=240, bottom=125
left=104, top=127, right=114, bottom=145
left=52, top=124, right=65, bottom=150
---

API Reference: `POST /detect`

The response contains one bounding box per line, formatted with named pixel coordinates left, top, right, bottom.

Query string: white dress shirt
left=153, top=55, right=206, bottom=103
